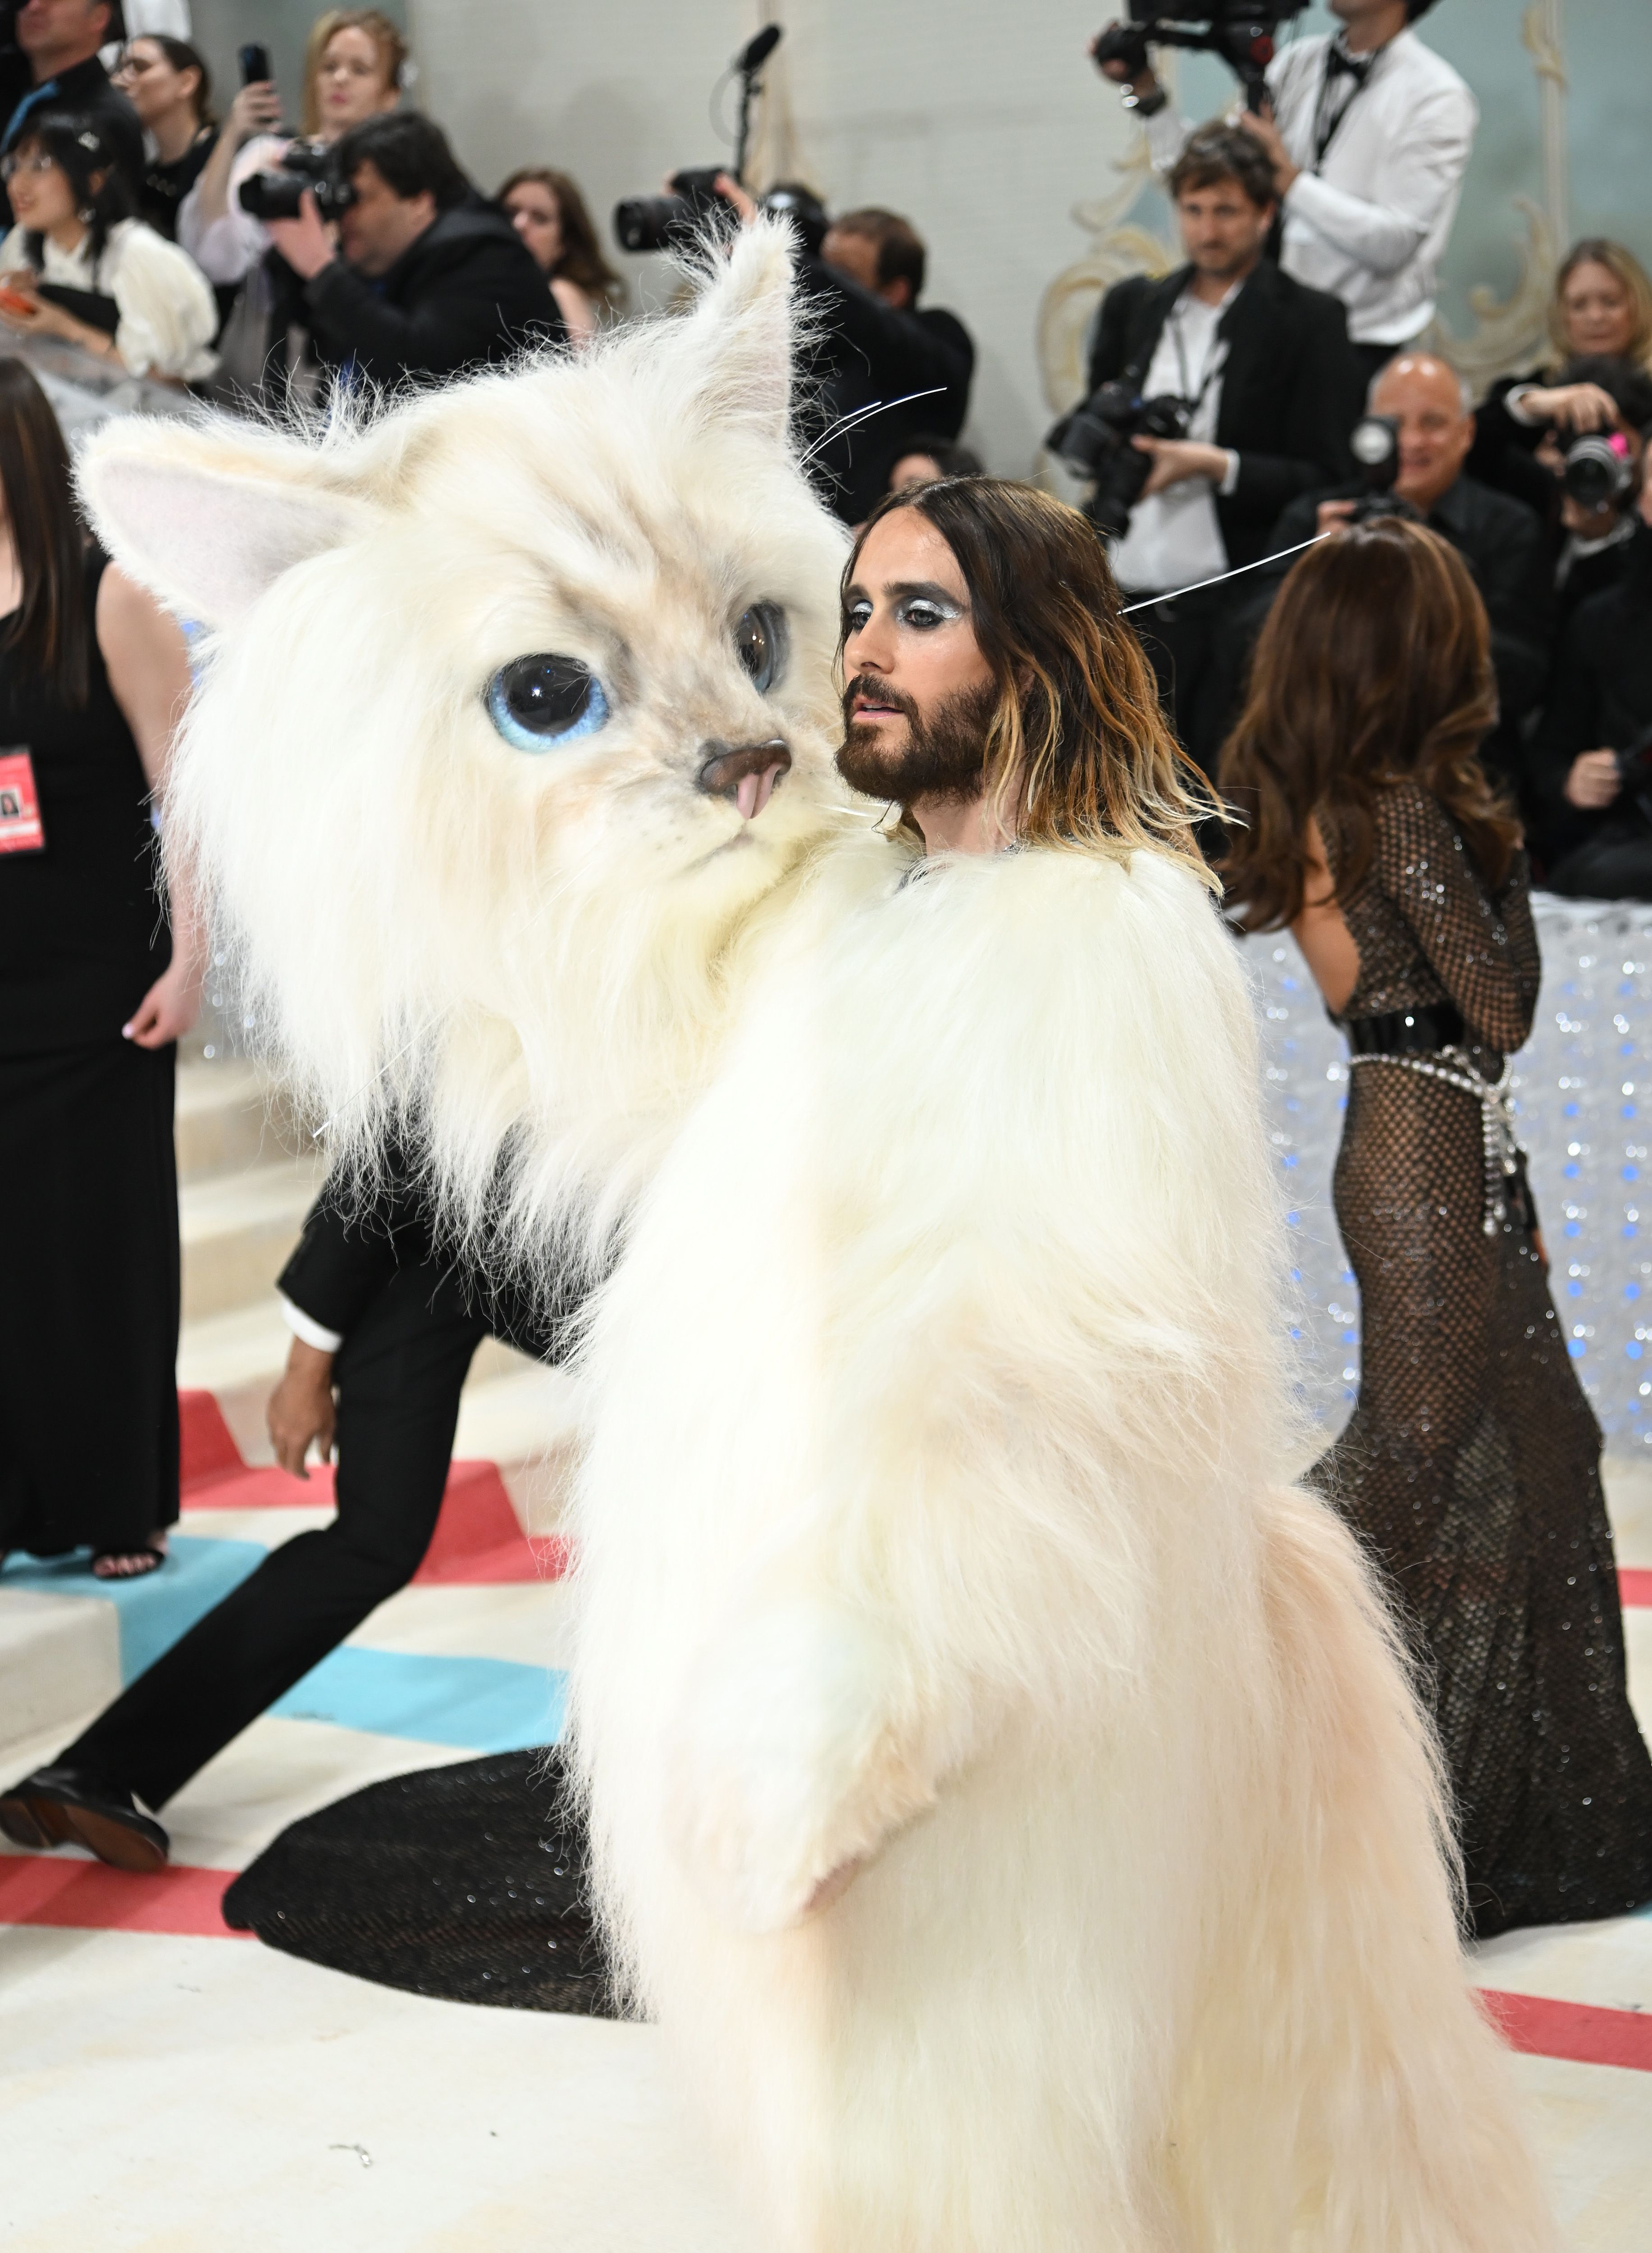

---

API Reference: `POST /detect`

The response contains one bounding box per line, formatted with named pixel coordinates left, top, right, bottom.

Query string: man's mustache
left=841, top=673, right=920, bottom=727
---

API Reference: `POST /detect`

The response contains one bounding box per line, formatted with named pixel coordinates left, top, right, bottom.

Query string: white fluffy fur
left=84, top=225, right=1557, bottom=2247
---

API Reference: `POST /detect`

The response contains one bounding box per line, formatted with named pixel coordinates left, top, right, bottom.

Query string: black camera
left=1047, top=380, right=1191, bottom=537
left=1335, top=413, right=1420, bottom=525
left=238, top=139, right=355, bottom=224
left=1094, top=2, right=1309, bottom=109
left=1562, top=428, right=1635, bottom=514
left=614, top=167, right=732, bottom=256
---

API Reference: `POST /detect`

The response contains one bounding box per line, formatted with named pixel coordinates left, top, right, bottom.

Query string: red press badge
left=0, top=748, right=43, bottom=853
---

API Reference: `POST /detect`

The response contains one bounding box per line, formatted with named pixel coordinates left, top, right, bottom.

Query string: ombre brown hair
left=844, top=478, right=1213, bottom=871
left=1218, top=517, right=1520, bottom=932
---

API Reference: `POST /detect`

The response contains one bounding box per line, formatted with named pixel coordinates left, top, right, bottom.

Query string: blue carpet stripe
left=1, top=1536, right=564, bottom=1751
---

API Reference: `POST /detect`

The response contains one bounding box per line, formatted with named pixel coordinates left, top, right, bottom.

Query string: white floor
left=3, top=1476, right=1651, bottom=2248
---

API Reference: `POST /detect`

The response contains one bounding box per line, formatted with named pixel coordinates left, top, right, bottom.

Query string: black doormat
left=221, top=1748, right=622, bottom=2014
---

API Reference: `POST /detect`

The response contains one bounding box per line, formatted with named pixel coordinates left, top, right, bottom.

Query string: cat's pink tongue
left=736, top=762, right=786, bottom=821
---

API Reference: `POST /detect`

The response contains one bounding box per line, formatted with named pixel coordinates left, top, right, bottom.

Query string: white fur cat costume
left=81, top=224, right=1557, bottom=2250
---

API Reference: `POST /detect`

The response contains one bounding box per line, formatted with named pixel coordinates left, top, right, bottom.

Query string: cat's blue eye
left=734, top=601, right=786, bottom=694
left=485, top=654, right=610, bottom=752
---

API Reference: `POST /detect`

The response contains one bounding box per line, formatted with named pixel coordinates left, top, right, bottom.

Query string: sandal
left=91, top=1537, right=169, bottom=1581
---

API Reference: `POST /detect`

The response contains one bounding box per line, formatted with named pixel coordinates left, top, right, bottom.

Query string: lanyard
left=1168, top=296, right=1228, bottom=422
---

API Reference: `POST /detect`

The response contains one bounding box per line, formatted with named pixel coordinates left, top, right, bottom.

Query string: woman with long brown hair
left=497, top=165, right=623, bottom=345
left=1222, top=515, right=1652, bottom=1936
left=0, top=358, right=199, bottom=1578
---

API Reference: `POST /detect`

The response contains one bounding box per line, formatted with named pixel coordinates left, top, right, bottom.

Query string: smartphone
left=238, top=42, right=273, bottom=85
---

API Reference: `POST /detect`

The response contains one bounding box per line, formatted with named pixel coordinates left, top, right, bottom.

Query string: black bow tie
left=1324, top=42, right=1374, bottom=87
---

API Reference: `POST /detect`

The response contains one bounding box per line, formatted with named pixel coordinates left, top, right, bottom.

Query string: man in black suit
left=1, top=1156, right=590, bottom=1869
left=1262, top=352, right=1552, bottom=784
left=0, top=0, right=143, bottom=216
left=1086, top=125, right=1362, bottom=780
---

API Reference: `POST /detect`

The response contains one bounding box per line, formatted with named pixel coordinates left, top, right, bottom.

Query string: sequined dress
left=1313, top=781, right=1652, bottom=1936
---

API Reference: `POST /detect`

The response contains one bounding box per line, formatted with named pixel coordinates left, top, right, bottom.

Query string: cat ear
left=679, top=213, right=797, bottom=443
left=77, top=417, right=369, bottom=628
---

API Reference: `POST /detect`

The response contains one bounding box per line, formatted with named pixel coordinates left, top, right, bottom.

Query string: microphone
left=736, top=23, right=782, bottom=73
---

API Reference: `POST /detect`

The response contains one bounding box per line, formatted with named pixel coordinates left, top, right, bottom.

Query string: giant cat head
left=81, top=220, right=873, bottom=1250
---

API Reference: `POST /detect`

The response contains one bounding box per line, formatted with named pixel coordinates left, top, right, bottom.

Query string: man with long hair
left=837, top=474, right=1207, bottom=860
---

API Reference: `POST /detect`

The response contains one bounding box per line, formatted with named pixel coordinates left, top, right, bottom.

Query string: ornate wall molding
left=1038, top=5, right=1574, bottom=417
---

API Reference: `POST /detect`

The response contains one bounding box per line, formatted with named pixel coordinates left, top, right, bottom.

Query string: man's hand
left=1564, top=749, right=1623, bottom=811
left=123, top=954, right=202, bottom=1048
left=1520, top=381, right=1618, bottom=434
left=712, top=172, right=759, bottom=227
left=1236, top=102, right=1299, bottom=196
left=1132, top=435, right=1232, bottom=497
left=265, top=188, right=338, bottom=281
left=1315, top=497, right=1359, bottom=534
left=267, top=1338, right=338, bottom=1478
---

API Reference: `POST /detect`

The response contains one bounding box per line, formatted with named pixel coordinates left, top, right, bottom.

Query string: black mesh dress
left=1312, top=780, right=1652, bottom=1937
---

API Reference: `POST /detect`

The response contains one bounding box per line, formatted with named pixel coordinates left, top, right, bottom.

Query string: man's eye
left=844, top=601, right=872, bottom=634
left=734, top=601, right=787, bottom=693
left=901, top=602, right=950, bottom=630
left=484, top=653, right=609, bottom=752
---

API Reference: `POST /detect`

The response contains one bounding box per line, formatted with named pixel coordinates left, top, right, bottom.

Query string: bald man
left=1257, top=352, right=1553, bottom=780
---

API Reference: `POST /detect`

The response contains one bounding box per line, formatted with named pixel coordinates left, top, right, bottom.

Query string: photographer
left=178, top=9, right=403, bottom=400
left=263, top=111, right=562, bottom=391
left=0, top=0, right=144, bottom=221
left=1082, top=125, right=1359, bottom=779
left=1101, top=0, right=1475, bottom=378
left=716, top=180, right=973, bottom=524
left=1260, top=352, right=1550, bottom=779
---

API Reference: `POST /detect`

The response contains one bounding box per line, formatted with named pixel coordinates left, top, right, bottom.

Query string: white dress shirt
left=1108, top=280, right=1239, bottom=596
left=1147, top=28, right=1477, bottom=346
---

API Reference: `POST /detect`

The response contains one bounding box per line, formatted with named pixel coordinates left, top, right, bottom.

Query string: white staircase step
left=174, top=1057, right=308, bottom=1186
left=0, top=1589, right=120, bottom=1760
left=179, top=1157, right=324, bottom=1326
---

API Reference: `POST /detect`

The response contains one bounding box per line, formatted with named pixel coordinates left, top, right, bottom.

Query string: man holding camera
left=1083, top=125, right=1359, bottom=780
left=264, top=111, right=562, bottom=391
left=1100, top=0, right=1475, bottom=381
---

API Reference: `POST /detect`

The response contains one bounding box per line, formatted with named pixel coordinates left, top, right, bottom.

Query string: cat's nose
left=698, top=738, right=792, bottom=821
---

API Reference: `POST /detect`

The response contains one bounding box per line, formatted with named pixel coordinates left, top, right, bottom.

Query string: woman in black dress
left=1221, top=516, right=1652, bottom=1936
left=0, top=356, right=199, bottom=1578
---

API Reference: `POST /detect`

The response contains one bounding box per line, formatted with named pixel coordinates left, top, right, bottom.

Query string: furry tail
left=1181, top=1486, right=1559, bottom=2252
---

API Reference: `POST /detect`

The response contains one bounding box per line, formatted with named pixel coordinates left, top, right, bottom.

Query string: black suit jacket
left=278, top=1151, right=587, bottom=1368
left=1086, top=260, right=1362, bottom=568
left=793, top=256, right=975, bottom=524
left=305, top=200, right=564, bottom=390
left=1526, top=524, right=1652, bottom=868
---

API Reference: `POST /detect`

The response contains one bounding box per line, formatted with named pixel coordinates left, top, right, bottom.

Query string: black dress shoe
left=0, top=1767, right=169, bottom=1871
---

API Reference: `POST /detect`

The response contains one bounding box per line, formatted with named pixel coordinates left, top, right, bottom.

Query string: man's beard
left=835, top=675, right=998, bottom=806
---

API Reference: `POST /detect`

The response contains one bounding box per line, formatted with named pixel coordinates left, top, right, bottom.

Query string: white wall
left=405, top=0, right=1142, bottom=478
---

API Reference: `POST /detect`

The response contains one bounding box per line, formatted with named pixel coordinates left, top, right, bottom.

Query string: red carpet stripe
left=1621, top=1567, right=1652, bottom=1609
left=1479, top=1988, right=1652, bottom=2073
left=0, top=1854, right=248, bottom=1938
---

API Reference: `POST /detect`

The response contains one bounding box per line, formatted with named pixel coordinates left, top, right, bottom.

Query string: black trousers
left=61, top=1254, right=503, bottom=1811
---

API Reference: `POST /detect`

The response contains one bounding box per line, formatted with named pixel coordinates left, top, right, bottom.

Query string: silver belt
left=1346, top=1044, right=1522, bottom=1237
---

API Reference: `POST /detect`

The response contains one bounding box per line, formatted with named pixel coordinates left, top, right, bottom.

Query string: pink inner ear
left=82, top=452, right=355, bottom=627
